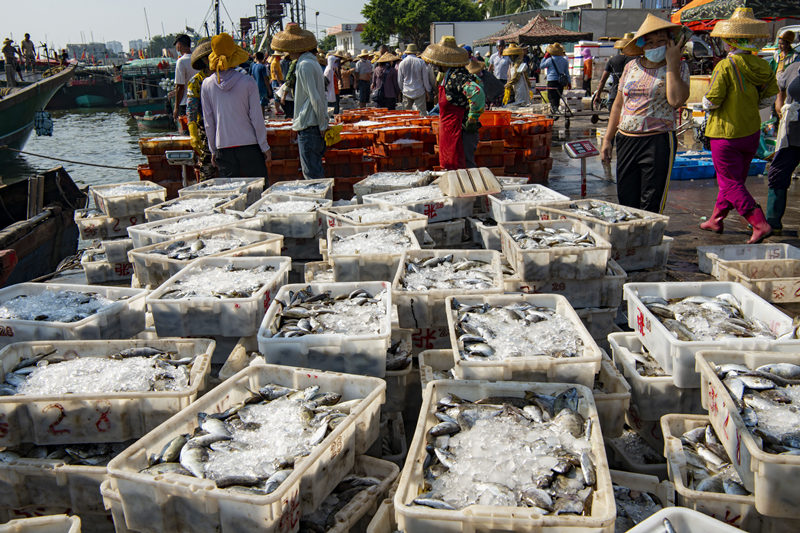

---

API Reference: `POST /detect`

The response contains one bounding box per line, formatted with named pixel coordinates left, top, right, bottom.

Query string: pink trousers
left=709, top=132, right=760, bottom=216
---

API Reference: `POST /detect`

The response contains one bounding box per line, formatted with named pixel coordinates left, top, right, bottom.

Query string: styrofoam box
left=418, top=349, right=455, bottom=391
left=143, top=193, right=248, bottom=222
left=610, top=469, right=675, bottom=509
left=178, top=177, right=265, bottom=206
left=608, top=333, right=703, bottom=421
left=576, top=307, right=619, bottom=343
left=623, top=282, right=800, bottom=388
left=0, top=338, right=213, bottom=446
left=715, top=259, right=800, bottom=303
left=265, top=178, right=334, bottom=199
left=488, top=184, right=569, bottom=222
left=697, top=350, right=800, bottom=518
left=147, top=256, right=290, bottom=338
left=466, top=217, right=501, bottom=251
left=391, top=250, right=503, bottom=330
left=593, top=356, right=631, bottom=439
left=106, top=364, right=385, bottom=533
left=362, top=186, right=474, bottom=224
left=242, top=194, right=332, bottom=239
left=75, top=210, right=144, bottom=241
left=629, top=507, right=740, bottom=533
left=0, top=283, right=146, bottom=348
left=499, top=219, right=612, bottom=281
left=605, top=435, right=667, bottom=480
left=394, top=381, right=615, bottom=533
left=128, top=227, right=283, bottom=289
left=383, top=329, right=413, bottom=413
left=0, top=515, right=81, bottom=533
left=327, top=224, right=420, bottom=283
left=127, top=212, right=262, bottom=249
left=697, top=243, right=800, bottom=276
left=424, top=219, right=465, bottom=247
left=102, top=238, right=133, bottom=264
left=612, top=236, right=672, bottom=272
left=90, top=181, right=166, bottom=219
left=352, top=171, right=433, bottom=201
left=445, top=294, right=602, bottom=386
left=258, top=281, right=392, bottom=377
left=319, top=204, right=428, bottom=243
left=536, top=199, right=669, bottom=250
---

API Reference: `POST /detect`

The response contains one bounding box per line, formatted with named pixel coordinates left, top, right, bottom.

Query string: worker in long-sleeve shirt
left=186, top=40, right=216, bottom=180
left=397, top=44, right=432, bottom=116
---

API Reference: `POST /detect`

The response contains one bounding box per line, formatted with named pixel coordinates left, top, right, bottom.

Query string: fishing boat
left=120, top=57, right=175, bottom=117
left=47, top=65, right=123, bottom=109
left=0, top=166, right=87, bottom=287
left=0, top=65, right=75, bottom=150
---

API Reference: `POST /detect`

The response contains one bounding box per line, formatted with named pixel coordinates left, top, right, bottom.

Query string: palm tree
left=477, top=0, right=548, bottom=17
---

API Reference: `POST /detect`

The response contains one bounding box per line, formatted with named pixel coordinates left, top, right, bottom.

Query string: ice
left=613, top=484, right=663, bottom=532
left=376, top=125, right=418, bottom=131
left=255, top=198, right=326, bottom=213
left=161, top=265, right=279, bottom=299
left=14, top=356, right=190, bottom=395
left=362, top=171, right=431, bottom=186
left=330, top=225, right=414, bottom=255
left=338, top=206, right=417, bottom=224
left=349, top=120, right=382, bottom=127
left=0, top=289, right=116, bottom=322
left=313, top=291, right=387, bottom=335
left=189, top=181, right=248, bottom=192
left=153, top=196, right=235, bottom=213
left=147, top=213, right=248, bottom=236
left=96, top=183, right=161, bottom=196
left=75, top=208, right=104, bottom=219
left=494, top=186, right=564, bottom=203
left=145, top=136, right=190, bottom=142
left=665, top=298, right=775, bottom=341
left=370, top=185, right=445, bottom=204
left=609, top=430, right=663, bottom=464
left=400, top=258, right=497, bottom=291
left=270, top=181, right=328, bottom=195
left=392, top=138, right=421, bottom=144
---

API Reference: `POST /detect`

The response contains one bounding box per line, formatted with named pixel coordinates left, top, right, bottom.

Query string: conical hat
left=357, top=49, right=372, bottom=58
left=271, top=23, right=317, bottom=53
left=502, top=44, right=525, bottom=56
left=421, top=36, right=469, bottom=68
left=623, top=14, right=681, bottom=56
left=546, top=43, right=565, bottom=56
left=711, top=8, right=769, bottom=39
left=466, top=58, right=485, bottom=74
left=614, top=32, right=635, bottom=50
left=375, top=52, right=401, bottom=64
left=190, top=40, right=213, bottom=70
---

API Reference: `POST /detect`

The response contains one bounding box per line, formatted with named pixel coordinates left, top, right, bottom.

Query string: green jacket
left=704, top=53, right=778, bottom=139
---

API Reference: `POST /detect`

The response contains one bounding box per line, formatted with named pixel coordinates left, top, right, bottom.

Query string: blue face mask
left=644, top=45, right=667, bottom=63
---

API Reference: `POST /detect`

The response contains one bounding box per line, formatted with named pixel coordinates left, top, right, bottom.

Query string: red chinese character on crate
left=423, top=202, right=444, bottom=220
left=723, top=510, right=741, bottom=526
left=96, top=401, right=112, bottom=432
left=279, top=490, right=301, bottom=531
left=413, top=329, right=436, bottom=349
left=708, top=385, right=719, bottom=416
left=114, top=263, right=132, bottom=277
left=636, top=309, right=645, bottom=335
left=773, top=284, right=786, bottom=301
left=264, top=290, right=271, bottom=312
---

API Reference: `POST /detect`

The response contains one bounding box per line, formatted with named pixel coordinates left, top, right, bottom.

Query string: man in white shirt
left=173, top=34, right=197, bottom=131
left=489, top=39, right=511, bottom=87
left=397, top=43, right=431, bottom=116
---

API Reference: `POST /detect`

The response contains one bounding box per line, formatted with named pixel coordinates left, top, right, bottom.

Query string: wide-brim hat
left=330, top=49, right=347, bottom=58
left=614, top=32, right=635, bottom=49
left=466, top=58, right=485, bottom=74
left=3, top=38, right=13, bottom=45
left=270, top=50, right=283, bottom=57
left=421, top=36, right=469, bottom=68
left=546, top=43, right=565, bottom=56
left=357, top=49, right=372, bottom=58
left=503, top=44, right=525, bottom=56
left=376, top=52, right=401, bottom=64
left=404, top=43, right=420, bottom=55
left=209, top=33, right=250, bottom=78
left=710, top=8, right=769, bottom=39
left=623, top=14, right=681, bottom=56
left=271, top=22, right=317, bottom=53
left=191, top=40, right=213, bottom=70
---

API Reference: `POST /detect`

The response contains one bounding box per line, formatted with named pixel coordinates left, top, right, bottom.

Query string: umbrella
left=672, top=0, right=799, bottom=32
left=473, top=22, right=521, bottom=46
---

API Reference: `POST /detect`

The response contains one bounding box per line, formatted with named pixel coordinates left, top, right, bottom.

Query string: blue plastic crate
left=671, top=158, right=715, bottom=180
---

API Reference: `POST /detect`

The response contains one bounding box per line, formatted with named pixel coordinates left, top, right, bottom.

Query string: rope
left=0, top=145, right=140, bottom=171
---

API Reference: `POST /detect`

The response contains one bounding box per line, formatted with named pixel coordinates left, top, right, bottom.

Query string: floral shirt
left=443, top=67, right=485, bottom=124
left=187, top=70, right=211, bottom=153
left=618, top=58, right=689, bottom=134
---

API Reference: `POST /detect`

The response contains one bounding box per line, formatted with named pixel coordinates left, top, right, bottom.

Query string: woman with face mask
left=699, top=8, right=778, bottom=243
left=600, top=15, right=690, bottom=213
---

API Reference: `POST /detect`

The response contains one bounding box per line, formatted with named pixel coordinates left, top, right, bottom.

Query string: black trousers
left=216, top=144, right=268, bottom=178
left=547, top=81, right=563, bottom=113
left=615, top=132, right=676, bottom=214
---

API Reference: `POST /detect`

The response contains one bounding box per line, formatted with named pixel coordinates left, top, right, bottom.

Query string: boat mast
left=215, top=0, right=221, bottom=35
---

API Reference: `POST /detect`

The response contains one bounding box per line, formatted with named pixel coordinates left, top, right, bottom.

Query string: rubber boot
left=766, top=188, right=787, bottom=235
left=745, top=206, right=772, bottom=244
left=699, top=206, right=729, bottom=233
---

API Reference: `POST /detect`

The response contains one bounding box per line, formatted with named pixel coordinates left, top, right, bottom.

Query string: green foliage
left=477, top=0, right=548, bottom=18
left=361, top=0, right=483, bottom=48
left=318, top=33, right=337, bottom=52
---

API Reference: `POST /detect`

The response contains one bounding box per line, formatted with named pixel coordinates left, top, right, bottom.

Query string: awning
left=473, top=22, right=521, bottom=46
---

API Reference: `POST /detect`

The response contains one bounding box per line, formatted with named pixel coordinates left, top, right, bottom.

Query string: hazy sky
left=1, top=0, right=368, bottom=49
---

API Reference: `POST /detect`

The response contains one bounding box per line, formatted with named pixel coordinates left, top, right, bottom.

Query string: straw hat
left=614, top=32, right=635, bottom=50
left=421, top=36, right=469, bottom=68
left=403, top=43, right=420, bottom=55
left=623, top=14, right=681, bottom=56
left=209, top=33, right=250, bottom=81
left=330, top=49, right=347, bottom=58
left=357, top=49, right=372, bottom=58
left=546, top=43, right=565, bottom=56
left=270, top=50, right=283, bottom=57
left=190, top=40, right=213, bottom=70
left=780, top=31, right=797, bottom=43
left=466, top=58, right=485, bottom=75
left=3, top=38, right=12, bottom=45
left=710, top=8, right=769, bottom=39
left=375, top=52, right=401, bottom=64
left=271, top=22, right=317, bottom=53
left=317, top=52, right=326, bottom=65
left=502, top=44, right=525, bottom=56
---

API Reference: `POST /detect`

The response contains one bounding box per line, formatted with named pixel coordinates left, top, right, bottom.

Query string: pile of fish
left=414, top=388, right=598, bottom=514
left=613, top=483, right=663, bottom=532
left=150, top=196, right=237, bottom=214
left=562, top=201, right=645, bottom=224
left=493, top=187, right=565, bottom=203
left=147, top=213, right=253, bottom=237
left=269, top=181, right=328, bottom=196
left=186, top=181, right=248, bottom=193
left=361, top=171, right=431, bottom=187
left=159, top=264, right=278, bottom=300
left=452, top=300, right=584, bottom=361
left=0, top=289, right=118, bottom=322
left=505, top=224, right=595, bottom=250
left=337, top=206, right=417, bottom=225
left=370, top=185, right=445, bottom=204
left=299, top=474, right=382, bottom=532
left=1, top=346, right=193, bottom=396
left=145, top=236, right=253, bottom=261
left=399, top=255, right=497, bottom=291
left=0, top=441, right=134, bottom=466
left=712, top=361, right=800, bottom=454
left=140, top=384, right=356, bottom=493
left=253, top=198, right=328, bottom=214
left=267, top=287, right=387, bottom=338
left=678, top=423, right=749, bottom=495
left=628, top=346, right=669, bottom=377
left=330, top=224, right=414, bottom=256
left=640, top=294, right=777, bottom=341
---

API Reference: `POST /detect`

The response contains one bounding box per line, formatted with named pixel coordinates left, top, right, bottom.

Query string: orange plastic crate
left=373, top=141, right=424, bottom=158
left=324, top=148, right=368, bottom=165
left=271, top=144, right=300, bottom=160
left=478, top=125, right=512, bottom=141
left=504, top=132, right=553, bottom=150
left=336, top=132, right=376, bottom=149
left=475, top=140, right=504, bottom=156
left=266, top=128, right=297, bottom=147
left=479, top=110, right=511, bottom=126
left=376, top=126, right=429, bottom=144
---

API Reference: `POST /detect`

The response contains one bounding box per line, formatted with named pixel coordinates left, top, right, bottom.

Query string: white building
left=66, top=42, right=109, bottom=61
left=106, top=41, right=123, bottom=54
left=129, top=39, right=148, bottom=52
left=326, top=23, right=366, bottom=55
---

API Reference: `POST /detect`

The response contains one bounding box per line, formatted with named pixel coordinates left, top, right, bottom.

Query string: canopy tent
left=509, top=15, right=592, bottom=45
left=672, top=0, right=799, bottom=32
left=473, top=22, right=521, bottom=46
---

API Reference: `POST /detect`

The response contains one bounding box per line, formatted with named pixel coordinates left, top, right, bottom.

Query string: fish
left=506, top=224, right=596, bottom=250
left=2, top=441, right=133, bottom=467
left=299, top=474, right=382, bottom=530
left=565, top=200, right=644, bottom=224
left=679, top=424, right=751, bottom=495
left=329, top=223, right=414, bottom=256
left=0, top=289, right=117, bottom=323
left=399, top=254, right=497, bottom=291
left=158, top=263, right=278, bottom=300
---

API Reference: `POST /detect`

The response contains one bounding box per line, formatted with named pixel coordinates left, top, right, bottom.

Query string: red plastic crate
left=270, top=144, right=300, bottom=160
left=266, top=128, right=297, bottom=147
left=373, top=141, right=423, bottom=158
left=375, top=155, right=424, bottom=171
left=475, top=140, right=504, bottom=156
left=376, top=126, right=429, bottom=144
left=517, top=145, right=552, bottom=161
left=336, top=131, right=376, bottom=149
left=332, top=176, right=364, bottom=200
left=324, top=148, right=368, bottom=165
left=474, top=154, right=504, bottom=168
left=478, top=125, right=512, bottom=141
left=505, top=132, right=552, bottom=150
left=479, top=110, right=511, bottom=126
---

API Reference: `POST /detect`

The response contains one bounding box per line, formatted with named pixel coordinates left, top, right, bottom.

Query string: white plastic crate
left=90, top=181, right=166, bottom=219
left=101, top=479, right=132, bottom=533
left=143, top=193, right=248, bottom=222
left=465, top=217, right=501, bottom=251
left=362, top=186, right=474, bottom=223
left=394, top=381, right=615, bottom=533
left=697, top=350, right=800, bottom=519
left=365, top=498, right=396, bottom=533
left=383, top=329, right=413, bottom=413
left=0, top=283, right=146, bottom=348
left=446, top=294, right=602, bottom=386
left=0, top=515, right=81, bottom=533
left=0, top=338, right=214, bottom=446
left=127, top=212, right=262, bottom=248
left=623, top=281, right=800, bottom=388
left=488, top=184, right=569, bottom=222
left=75, top=209, right=144, bottom=241
left=715, top=259, right=800, bottom=303
left=80, top=254, right=133, bottom=284
left=499, top=219, right=612, bottom=280
left=627, top=507, right=739, bottom=533
left=593, top=356, right=631, bottom=439
left=258, top=281, right=393, bottom=377
left=326, top=224, right=420, bottom=282
left=612, top=236, right=672, bottom=272
left=423, top=218, right=464, bottom=247
left=608, top=333, right=702, bottom=421
left=106, top=364, right=385, bottom=533
left=576, top=307, right=619, bottom=343
left=128, top=227, right=282, bottom=289
left=418, top=349, right=455, bottom=391
left=391, top=250, right=503, bottom=330
left=697, top=243, right=800, bottom=276
left=610, top=469, right=675, bottom=509
left=536, top=199, right=669, bottom=250
left=319, top=204, right=428, bottom=243
left=303, top=261, right=334, bottom=283
left=179, top=177, right=265, bottom=205
left=102, top=238, right=133, bottom=264
left=147, top=256, right=291, bottom=338
left=352, top=171, right=433, bottom=201
left=242, top=194, right=332, bottom=239
left=265, top=178, right=333, bottom=199
left=605, top=434, right=667, bottom=480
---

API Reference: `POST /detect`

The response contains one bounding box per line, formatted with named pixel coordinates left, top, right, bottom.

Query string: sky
left=0, top=0, right=369, bottom=50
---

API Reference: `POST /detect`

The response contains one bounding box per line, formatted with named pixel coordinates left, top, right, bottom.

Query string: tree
left=477, top=0, right=548, bottom=18
left=318, top=33, right=337, bottom=52
left=361, top=0, right=483, bottom=48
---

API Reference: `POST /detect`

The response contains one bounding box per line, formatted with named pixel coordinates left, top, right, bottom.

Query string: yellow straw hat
left=403, top=43, right=420, bottom=55
left=271, top=23, right=317, bottom=53
left=614, top=32, right=635, bottom=50
left=623, top=14, right=681, bottom=56
left=190, top=40, right=213, bottom=70
left=546, top=43, right=565, bottom=56
left=421, top=36, right=469, bottom=68
left=375, top=52, right=401, bottom=64
left=710, top=8, right=769, bottom=39
left=502, top=44, right=525, bottom=56
left=357, top=49, right=372, bottom=58
left=209, top=33, right=250, bottom=81
left=466, top=58, right=485, bottom=74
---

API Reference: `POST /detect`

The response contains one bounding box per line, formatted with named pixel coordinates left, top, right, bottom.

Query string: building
left=66, top=42, right=109, bottom=61
left=129, top=39, right=148, bottom=51
left=106, top=41, right=124, bottom=54
left=326, top=23, right=365, bottom=55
